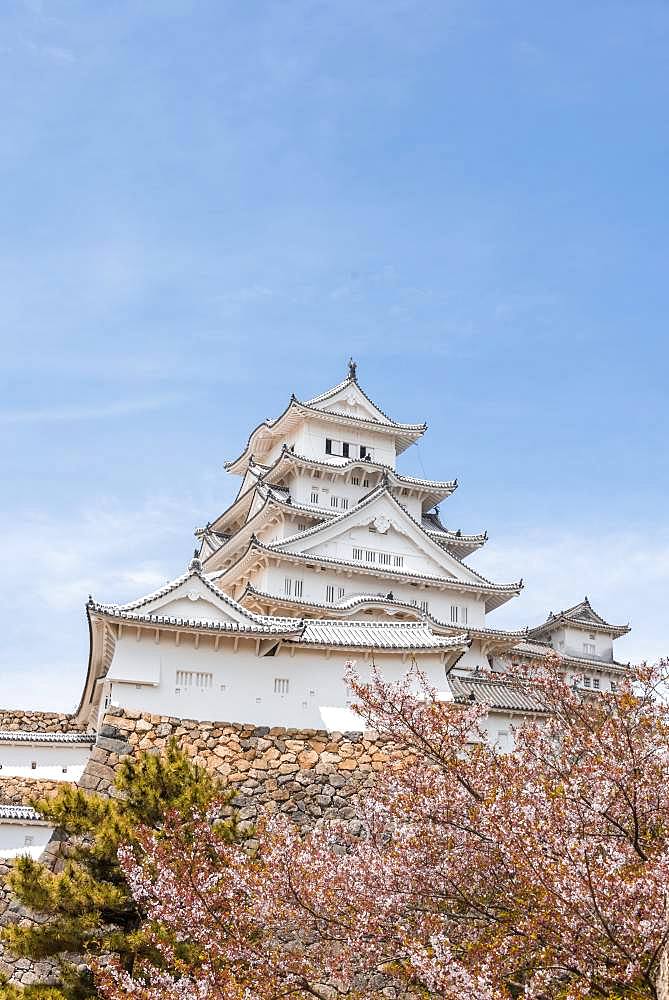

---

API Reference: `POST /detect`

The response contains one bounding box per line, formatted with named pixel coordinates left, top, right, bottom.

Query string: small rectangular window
left=274, top=678, right=289, bottom=695
left=342, top=442, right=350, bottom=458
left=363, top=478, right=370, bottom=487
left=351, top=476, right=360, bottom=485
left=294, top=579, right=303, bottom=598
left=31, top=761, right=37, bottom=770
left=583, top=642, right=596, bottom=656
left=379, top=552, right=391, bottom=565
left=450, top=605, right=459, bottom=623
left=353, top=547, right=363, bottom=560
left=311, top=490, right=319, bottom=504
left=325, top=438, right=332, bottom=455
left=341, top=497, right=349, bottom=510
left=420, top=600, right=429, bottom=613
left=337, top=586, right=345, bottom=599
left=394, top=555, right=404, bottom=567
left=360, top=445, right=371, bottom=459
left=326, top=585, right=335, bottom=602
left=611, top=681, right=617, bottom=692
left=462, top=606, right=468, bottom=624
left=592, top=677, right=600, bottom=690
left=284, top=577, right=292, bottom=596
left=330, top=496, right=339, bottom=508
left=365, top=550, right=376, bottom=562
left=176, top=670, right=213, bottom=691
left=583, top=676, right=591, bottom=688
left=24, top=835, right=34, bottom=847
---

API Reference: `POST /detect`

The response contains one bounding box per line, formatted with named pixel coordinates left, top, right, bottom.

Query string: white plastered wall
left=105, top=630, right=456, bottom=730
left=257, top=562, right=486, bottom=626
left=0, top=822, right=53, bottom=859
left=0, top=744, right=91, bottom=781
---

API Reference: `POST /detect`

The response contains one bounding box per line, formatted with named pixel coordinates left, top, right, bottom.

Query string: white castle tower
left=76, top=363, right=630, bottom=736
left=0, top=363, right=632, bottom=854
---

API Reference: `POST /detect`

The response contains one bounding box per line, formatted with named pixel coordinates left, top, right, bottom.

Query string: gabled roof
left=273, top=485, right=507, bottom=593
left=225, top=387, right=426, bottom=474
left=528, top=597, right=630, bottom=640
left=304, top=367, right=421, bottom=429
left=214, top=534, right=522, bottom=613
left=87, top=565, right=303, bottom=637
left=448, top=674, right=547, bottom=714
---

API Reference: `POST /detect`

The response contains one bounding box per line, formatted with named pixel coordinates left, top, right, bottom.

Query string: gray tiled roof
left=0, top=804, right=42, bottom=822
left=528, top=598, right=630, bottom=639
left=448, top=674, right=546, bottom=713
left=299, top=620, right=469, bottom=651
left=0, top=731, right=95, bottom=745
left=511, top=640, right=630, bottom=673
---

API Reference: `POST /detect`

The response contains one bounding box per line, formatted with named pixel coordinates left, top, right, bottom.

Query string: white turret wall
left=104, top=630, right=455, bottom=730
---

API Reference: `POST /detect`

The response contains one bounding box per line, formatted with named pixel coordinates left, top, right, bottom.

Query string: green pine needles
left=0, top=739, right=237, bottom=999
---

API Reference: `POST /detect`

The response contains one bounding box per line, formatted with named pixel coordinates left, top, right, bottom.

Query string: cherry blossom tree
left=96, top=656, right=669, bottom=1000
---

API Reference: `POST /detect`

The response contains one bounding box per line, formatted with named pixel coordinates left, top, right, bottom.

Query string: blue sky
left=1, top=1, right=668, bottom=710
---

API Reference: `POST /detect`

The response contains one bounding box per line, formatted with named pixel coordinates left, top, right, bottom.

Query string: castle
left=0, top=363, right=631, bottom=857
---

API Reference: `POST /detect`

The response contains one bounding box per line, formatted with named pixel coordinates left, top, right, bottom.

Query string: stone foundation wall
left=89, top=709, right=409, bottom=834
left=0, top=777, right=63, bottom=806
left=0, top=710, right=84, bottom=733
left=0, top=708, right=411, bottom=988
left=0, top=840, right=65, bottom=988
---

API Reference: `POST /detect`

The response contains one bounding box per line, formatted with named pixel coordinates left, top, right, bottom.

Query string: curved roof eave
left=220, top=536, right=523, bottom=610
left=224, top=397, right=427, bottom=473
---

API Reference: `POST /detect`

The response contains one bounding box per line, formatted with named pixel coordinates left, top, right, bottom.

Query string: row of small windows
left=175, top=670, right=214, bottom=695
left=558, top=640, right=598, bottom=656
left=325, top=438, right=373, bottom=460
left=309, top=488, right=350, bottom=509
left=350, top=476, right=371, bottom=487
left=284, top=577, right=304, bottom=598
left=352, top=547, right=404, bottom=567
left=173, top=672, right=317, bottom=701
left=581, top=676, right=617, bottom=692
left=325, top=585, right=346, bottom=602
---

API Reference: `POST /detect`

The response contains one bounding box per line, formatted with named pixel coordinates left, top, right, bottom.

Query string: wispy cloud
left=0, top=494, right=202, bottom=711
left=0, top=396, right=184, bottom=426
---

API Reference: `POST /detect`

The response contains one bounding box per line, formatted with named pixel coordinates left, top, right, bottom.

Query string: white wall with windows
left=256, top=562, right=485, bottom=626
left=547, top=626, right=614, bottom=662
left=103, top=629, right=459, bottom=731
left=292, top=420, right=397, bottom=470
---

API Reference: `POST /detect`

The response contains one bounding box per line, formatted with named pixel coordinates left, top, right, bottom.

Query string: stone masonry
left=0, top=711, right=85, bottom=734
left=0, top=708, right=412, bottom=988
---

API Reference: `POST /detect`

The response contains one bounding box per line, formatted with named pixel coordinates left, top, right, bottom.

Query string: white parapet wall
left=0, top=806, right=53, bottom=859
left=0, top=732, right=95, bottom=782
